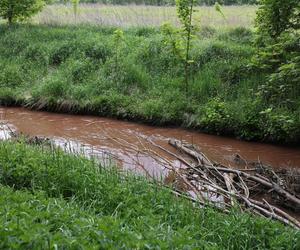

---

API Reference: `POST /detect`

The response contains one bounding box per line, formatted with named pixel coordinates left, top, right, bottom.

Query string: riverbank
left=0, top=25, right=299, bottom=144
left=0, top=140, right=299, bottom=248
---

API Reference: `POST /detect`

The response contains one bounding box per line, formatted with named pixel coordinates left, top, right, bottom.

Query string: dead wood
left=166, top=138, right=300, bottom=230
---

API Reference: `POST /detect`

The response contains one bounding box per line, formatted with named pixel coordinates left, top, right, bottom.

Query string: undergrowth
left=0, top=141, right=299, bottom=249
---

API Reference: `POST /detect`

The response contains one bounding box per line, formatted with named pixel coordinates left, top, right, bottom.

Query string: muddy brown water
left=1, top=107, right=300, bottom=179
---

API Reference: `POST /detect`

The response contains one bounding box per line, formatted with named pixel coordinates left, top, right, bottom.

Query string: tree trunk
left=8, top=15, right=13, bottom=25
left=8, top=3, right=13, bottom=25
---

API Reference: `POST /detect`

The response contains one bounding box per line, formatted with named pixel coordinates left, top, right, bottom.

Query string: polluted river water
left=1, top=107, right=300, bottom=180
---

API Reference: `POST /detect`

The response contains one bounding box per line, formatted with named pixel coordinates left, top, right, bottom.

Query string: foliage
left=254, top=0, right=300, bottom=107
left=160, top=0, right=197, bottom=94
left=198, top=98, right=232, bottom=134
left=109, top=29, right=125, bottom=87
left=0, top=0, right=46, bottom=24
left=255, top=0, right=299, bottom=39
left=215, top=2, right=226, bottom=19
left=0, top=141, right=299, bottom=249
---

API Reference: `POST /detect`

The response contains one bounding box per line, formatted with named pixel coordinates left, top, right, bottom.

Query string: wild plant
left=161, top=0, right=197, bottom=96
left=111, top=29, right=125, bottom=88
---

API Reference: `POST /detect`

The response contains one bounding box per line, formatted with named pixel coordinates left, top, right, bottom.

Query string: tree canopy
left=0, top=0, right=46, bottom=24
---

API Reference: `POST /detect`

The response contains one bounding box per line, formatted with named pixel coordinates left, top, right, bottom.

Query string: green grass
left=0, top=24, right=299, bottom=144
left=0, top=140, right=299, bottom=249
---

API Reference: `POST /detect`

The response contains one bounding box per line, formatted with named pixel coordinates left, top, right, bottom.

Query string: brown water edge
left=1, top=107, right=300, bottom=179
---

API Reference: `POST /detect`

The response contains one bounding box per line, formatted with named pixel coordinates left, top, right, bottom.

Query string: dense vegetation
left=0, top=140, right=299, bottom=248
left=0, top=25, right=299, bottom=143
left=253, top=0, right=300, bottom=110
left=57, top=0, right=257, bottom=5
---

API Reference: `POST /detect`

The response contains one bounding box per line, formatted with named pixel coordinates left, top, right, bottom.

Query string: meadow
left=34, top=4, right=257, bottom=28
left=0, top=140, right=299, bottom=249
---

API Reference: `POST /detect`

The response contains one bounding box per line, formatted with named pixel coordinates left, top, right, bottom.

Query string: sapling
left=71, top=0, right=80, bottom=22
left=163, top=0, right=197, bottom=96
left=112, top=29, right=125, bottom=88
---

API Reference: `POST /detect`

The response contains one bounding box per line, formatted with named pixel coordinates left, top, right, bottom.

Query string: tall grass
left=34, top=4, right=257, bottom=28
left=0, top=140, right=299, bottom=248
left=0, top=25, right=299, bottom=143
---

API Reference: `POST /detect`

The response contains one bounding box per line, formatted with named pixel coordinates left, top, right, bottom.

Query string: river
left=1, top=107, right=300, bottom=179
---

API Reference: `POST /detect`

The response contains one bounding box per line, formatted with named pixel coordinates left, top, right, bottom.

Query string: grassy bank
left=0, top=24, right=299, bottom=144
left=0, top=140, right=299, bottom=248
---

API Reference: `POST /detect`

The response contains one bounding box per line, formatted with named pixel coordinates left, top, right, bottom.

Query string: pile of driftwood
left=158, top=139, right=300, bottom=230
left=100, top=130, right=300, bottom=229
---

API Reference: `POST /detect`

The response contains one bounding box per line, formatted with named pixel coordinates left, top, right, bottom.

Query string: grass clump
left=0, top=140, right=299, bottom=249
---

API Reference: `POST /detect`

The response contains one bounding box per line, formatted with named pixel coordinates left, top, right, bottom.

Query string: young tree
left=176, top=0, right=197, bottom=95
left=161, top=0, right=197, bottom=96
left=71, top=0, right=80, bottom=22
left=0, top=0, right=46, bottom=25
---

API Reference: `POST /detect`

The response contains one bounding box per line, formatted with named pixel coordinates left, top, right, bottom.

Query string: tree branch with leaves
left=0, top=0, right=47, bottom=25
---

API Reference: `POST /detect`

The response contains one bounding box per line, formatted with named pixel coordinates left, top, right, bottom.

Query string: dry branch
left=167, top=139, right=300, bottom=230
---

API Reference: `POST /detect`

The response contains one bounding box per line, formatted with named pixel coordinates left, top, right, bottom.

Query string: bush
left=260, top=108, right=300, bottom=143
left=197, top=98, right=233, bottom=134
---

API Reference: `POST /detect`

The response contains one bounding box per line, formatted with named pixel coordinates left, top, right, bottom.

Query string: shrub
left=260, top=108, right=300, bottom=143
left=256, top=0, right=300, bottom=39
left=198, top=98, right=233, bottom=134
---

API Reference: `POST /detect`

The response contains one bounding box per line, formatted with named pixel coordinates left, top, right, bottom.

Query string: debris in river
left=164, top=139, right=300, bottom=229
